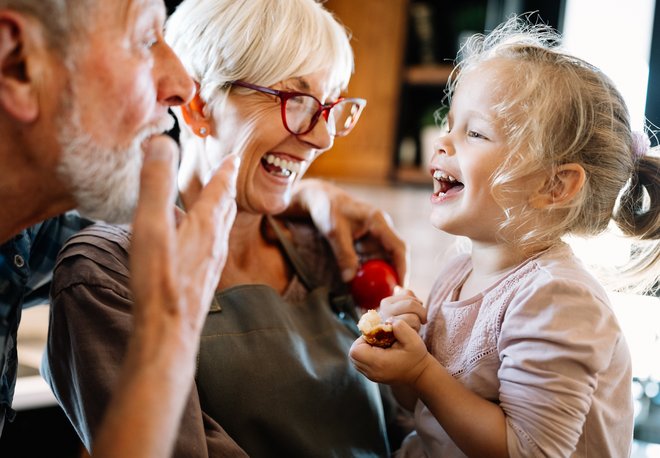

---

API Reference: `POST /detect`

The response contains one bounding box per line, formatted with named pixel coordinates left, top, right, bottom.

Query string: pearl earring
left=199, top=127, right=208, bottom=136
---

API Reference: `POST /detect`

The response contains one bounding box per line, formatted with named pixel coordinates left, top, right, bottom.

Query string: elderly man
left=0, top=1, right=406, bottom=456
left=0, top=0, right=241, bottom=455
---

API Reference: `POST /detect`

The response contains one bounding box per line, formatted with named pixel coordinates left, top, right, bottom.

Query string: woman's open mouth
left=432, top=169, right=464, bottom=197
left=261, top=153, right=302, bottom=178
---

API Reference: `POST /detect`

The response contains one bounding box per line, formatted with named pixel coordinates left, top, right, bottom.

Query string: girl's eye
left=467, top=130, right=487, bottom=139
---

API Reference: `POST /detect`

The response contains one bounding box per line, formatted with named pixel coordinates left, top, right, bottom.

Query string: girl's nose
left=434, top=136, right=452, bottom=156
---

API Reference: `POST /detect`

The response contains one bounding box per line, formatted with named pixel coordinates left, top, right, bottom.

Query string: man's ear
left=0, top=11, right=39, bottom=122
left=180, top=84, right=211, bottom=138
left=528, top=163, right=586, bottom=209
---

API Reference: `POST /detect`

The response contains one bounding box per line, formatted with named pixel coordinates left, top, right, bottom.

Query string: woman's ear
left=0, top=12, right=39, bottom=123
left=528, top=163, right=586, bottom=209
left=180, top=83, right=211, bottom=138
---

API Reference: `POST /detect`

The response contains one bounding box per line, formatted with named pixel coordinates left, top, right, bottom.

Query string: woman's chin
left=267, top=201, right=290, bottom=216
left=242, top=198, right=290, bottom=216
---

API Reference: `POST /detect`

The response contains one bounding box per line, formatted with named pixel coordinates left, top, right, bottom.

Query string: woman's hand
left=288, top=178, right=409, bottom=284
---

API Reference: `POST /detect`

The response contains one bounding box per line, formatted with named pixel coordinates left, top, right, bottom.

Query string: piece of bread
left=357, top=309, right=395, bottom=348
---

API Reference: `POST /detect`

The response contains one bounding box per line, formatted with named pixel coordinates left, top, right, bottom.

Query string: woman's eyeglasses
left=231, top=80, right=366, bottom=137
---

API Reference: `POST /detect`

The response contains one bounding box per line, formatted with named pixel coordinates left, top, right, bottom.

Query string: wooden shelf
left=309, top=0, right=408, bottom=183
left=404, top=64, right=453, bottom=85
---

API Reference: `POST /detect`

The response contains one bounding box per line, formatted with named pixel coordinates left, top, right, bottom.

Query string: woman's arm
left=289, top=178, right=409, bottom=284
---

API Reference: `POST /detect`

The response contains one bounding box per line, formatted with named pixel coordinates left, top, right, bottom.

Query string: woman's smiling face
left=428, top=60, right=516, bottom=243
left=210, top=70, right=338, bottom=215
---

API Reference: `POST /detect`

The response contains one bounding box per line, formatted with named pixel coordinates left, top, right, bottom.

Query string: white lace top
left=398, top=243, right=633, bottom=458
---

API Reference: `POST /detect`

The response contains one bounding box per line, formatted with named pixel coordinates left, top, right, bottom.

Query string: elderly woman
left=44, top=0, right=403, bottom=456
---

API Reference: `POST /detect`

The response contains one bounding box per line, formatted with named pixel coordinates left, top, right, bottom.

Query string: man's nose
left=155, top=43, right=195, bottom=106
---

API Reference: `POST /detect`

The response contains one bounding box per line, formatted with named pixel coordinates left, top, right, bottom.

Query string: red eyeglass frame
left=230, top=80, right=366, bottom=137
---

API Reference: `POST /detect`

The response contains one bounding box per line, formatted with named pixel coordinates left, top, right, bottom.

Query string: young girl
left=350, top=17, right=660, bottom=457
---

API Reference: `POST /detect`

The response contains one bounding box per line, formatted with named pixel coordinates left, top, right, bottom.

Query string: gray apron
left=195, top=217, right=390, bottom=457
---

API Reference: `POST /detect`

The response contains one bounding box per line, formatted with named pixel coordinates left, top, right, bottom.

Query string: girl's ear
left=529, top=163, right=586, bottom=209
left=180, top=83, right=211, bottom=138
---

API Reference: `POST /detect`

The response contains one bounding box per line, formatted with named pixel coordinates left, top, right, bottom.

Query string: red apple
left=350, top=259, right=399, bottom=310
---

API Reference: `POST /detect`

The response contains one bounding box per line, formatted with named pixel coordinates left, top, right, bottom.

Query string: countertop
left=15, top=305, right=57, bottom=410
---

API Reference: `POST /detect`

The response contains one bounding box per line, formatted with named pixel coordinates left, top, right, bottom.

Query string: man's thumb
left=135, top=136, right=179, bottom=225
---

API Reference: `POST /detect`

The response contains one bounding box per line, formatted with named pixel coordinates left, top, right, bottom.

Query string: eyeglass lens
left=285, top=95, right=361, bottom=136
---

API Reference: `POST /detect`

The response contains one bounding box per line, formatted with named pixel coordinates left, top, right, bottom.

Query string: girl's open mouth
left=432, top=169, right=464, bottom=196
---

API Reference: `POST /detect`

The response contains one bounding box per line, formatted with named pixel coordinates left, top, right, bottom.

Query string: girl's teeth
left=433, top=170, right=457, bottom=182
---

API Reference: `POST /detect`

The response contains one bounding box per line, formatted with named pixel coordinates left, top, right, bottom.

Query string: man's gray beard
left=55, top=91, right=174, bottom=224
left=57, top=122, right=142, bottom=224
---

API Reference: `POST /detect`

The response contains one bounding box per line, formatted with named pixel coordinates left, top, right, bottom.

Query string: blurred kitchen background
left=3, top=0, right=659, bottom=456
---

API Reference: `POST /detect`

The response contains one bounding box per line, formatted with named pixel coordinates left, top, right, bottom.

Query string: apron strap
left=267, top=216, right=360, bottom=326
left=266, top=216, right=321, bottom=291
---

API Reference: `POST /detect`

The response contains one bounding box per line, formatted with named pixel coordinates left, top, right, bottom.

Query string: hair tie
left=631, top=131, right=650, bottom=160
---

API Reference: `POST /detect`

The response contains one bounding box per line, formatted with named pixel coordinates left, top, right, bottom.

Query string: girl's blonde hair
left=165, top=0, right=354, bottom=119
left=447, top=16, right=660, bottom=292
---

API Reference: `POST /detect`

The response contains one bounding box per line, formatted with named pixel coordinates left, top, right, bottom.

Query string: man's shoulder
left=63, top=221, right=131, bottom=249
left=58, top=222, right=131, bottom=264
left=51, top=222, right=132, bottom=296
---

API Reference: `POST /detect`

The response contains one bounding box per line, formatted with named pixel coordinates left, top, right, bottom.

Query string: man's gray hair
left=0, top=0, right=92, bottom=53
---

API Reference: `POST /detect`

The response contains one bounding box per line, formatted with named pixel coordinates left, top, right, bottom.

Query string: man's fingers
left=173, top=207, right=186, bottom=227
left=134, top=136, right=178, bottom=230
left=191, top=154, right=239, bottom=223
left=176, top=154, right=239, bottom=303
left=132, top=135, right=179, bottom=264
left=129, top=136, right=179, bottom=312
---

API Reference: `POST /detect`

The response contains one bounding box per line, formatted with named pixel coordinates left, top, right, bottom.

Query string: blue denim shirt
left=0, top=213, right=89, bottom=428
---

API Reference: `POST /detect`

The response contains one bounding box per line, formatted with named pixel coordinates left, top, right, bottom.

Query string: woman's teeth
left=263, top=153, right=302, bottom=176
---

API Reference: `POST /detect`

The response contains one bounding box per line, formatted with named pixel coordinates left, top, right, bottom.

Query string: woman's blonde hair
left=446, top=16, right=660, bottom=292
left=165, top=0, right=354, bottom=117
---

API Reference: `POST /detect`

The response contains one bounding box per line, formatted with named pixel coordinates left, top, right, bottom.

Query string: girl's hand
left=379, top=287, right=427, bottom=332
left=350, top=319, right=431, bottom=386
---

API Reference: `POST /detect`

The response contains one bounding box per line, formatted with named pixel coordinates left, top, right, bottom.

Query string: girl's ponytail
left=612, top=144, right=660, bottom=294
